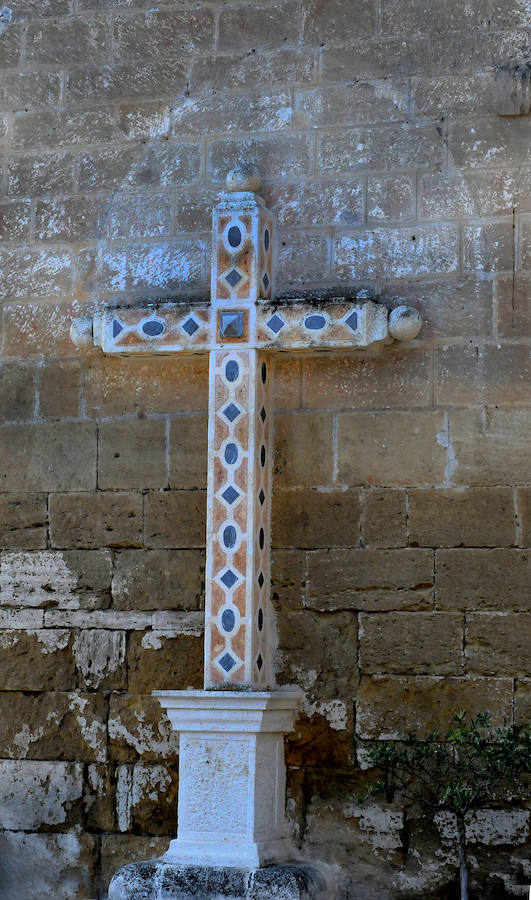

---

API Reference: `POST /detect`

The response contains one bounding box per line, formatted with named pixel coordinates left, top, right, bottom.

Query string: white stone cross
left=72, top=166, right=421, bottom=872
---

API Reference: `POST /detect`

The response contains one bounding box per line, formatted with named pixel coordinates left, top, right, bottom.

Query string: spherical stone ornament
left=70, top=316, right=93, bottom=348
left=388, top=305, right=422, bottom=342
left=226, top=164, right=261, bottom=194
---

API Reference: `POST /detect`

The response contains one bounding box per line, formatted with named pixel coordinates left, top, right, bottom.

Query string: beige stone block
left=450, top=408, right=531, bottom=485
left=85, top=355, right=208, bottom=417
left=431, top=29, right=531, bottom=75
left=277, top=229, right=331, bottom=286
left=78, top=239, right=205, bottom=294
left=78, top=142, right=200, bottom=192
left=0, top=23, right=21, bottom=68
left=409, top=488, right=516, bottom=548
left=319, top=123, right=443, bottom=175
left=518, top=487, right=531, bottom=547
left=0, top=422, right=96, bottom=491
left=127, top=629, right=203, bottom=693
left=273, top=357, right=302, bottom=410
left=294, top=82, right=408, bottom=129
left=112, top=549, right=202, bottom=611
left=12, top=107, right=117, bottom=151
left=367, top=175, right=415, bottom=222
left=44, top=609, right=153, bottom=630
left=100, top=835, right=170, bottom=894
left=7, top=152, right=75, bottom=197
left=337, top=411, right=447, bottom=487
left=361, top=489, right=407, bottom=549
left=98, top=419, right=167, bottom=490
left=172, top=90, right=292, bottom=137
left=515, top=679, right=531, bottom=724
left=26, top=17, right=108, bottom=64
left=380, top=0, right=489, bottom=35
left=307, top=548, right=433, bottom=612
left=272, top=488, right=360, bottom=548
left=115, top=8, right=214, bottom=58
left=169, top=415, right=207, bottom=489
left=436, top=549, right=530, bottom=611
left=264, top=180, right=364, bottom=228
left=0, top=832, right=97, bottom=900
left=359, top=612, right=463, bottom=675
left=0, top=493, right=47, bottom=550
left=116, top=762, right=178, bottom=835
left=0, top=549, right=112, bottom=609
left=108, top=693, right=180, bottom=762
left=521, top=221, right=531, bottom=270
left=412, top=74, right=495, bottom=117
left=106, top=192, right=173, bottom=239
left=3, top=71, right=61, bottom=110
left=496, top=273, right=531, bottom=339
left=49, top=492, right=143, bottom=549
left=0, top=691, right=107, bottom=762
left=144, top=490, right=206, bottom=548
left=209, top=134, right=312, bottom=183
left=420, top=171, right=521, bottom=219
left=190, top=48, right=315, bottom=92
left=335, top=225, right=459, bottom=280
left=463, top=223, right=514, bottom=273
left=0, top=629, right=75, bottom=690
left=286, top=703, right=355, bottom=769
left=118, top=101, right=170, bottom=139
left=0, top=201, right=31, bottom=241
left=68, top=59, right=189, bottom=102
left=380, top=277, right=493, bottom=340
left=321, top=39, right=429, bottom=79
left=219, top=1, right=299, bottom=49
left=449, top=118, right=531, bottom=170
left=274, top=412, right=333, bottom=487
left=0, top=760, right=84, bottom=829
left=271, top=549, right=305, bottom=610
left=357, top=675, right=512, bottom=739
left=2, top=300, right=90, bottom=360
left=73, top=629, right=126, bottom=690
left=39, top=361, right=82, bottom=419
left=302, top=351, right=432, bottom=410
left=0, top=609, right=44, bottom=628
left=35, top=196, right=102, bottom=242
left=0, top=247, right=73, bottom=299
left=302, top=0, right=376, bottom=42
left=0, top=363, right=36, bottom=424
left=85, top=763, right=115, bottom=831
left=466, top=612, right=531, bottom=675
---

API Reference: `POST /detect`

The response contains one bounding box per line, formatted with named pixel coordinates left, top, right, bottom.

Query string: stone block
left=380, top=276, right=493, bottom=340
left=0, top=23, right=21, bottom=68
left=67, top=60, right=188, bottom=103
left=380, top=0, right=489, bottom=34
left=101, top=835, right=171, bottom=895
left=463, top=223, right=514, bottom=273
left=0, top=629, right=75, bottom=690
left=44, top=609, right=154, bottom=630
left=497, top=273, right=531, bottom=338
left=321, top=39, right=429, bottom=79
left=273, top=358, right=302, bottom=410
left=108, top=693, right=180, bottom=763
left=106, top=192, right=172, bottom=239
left=98, top=419, right=168, bottom=490
left=436, top=549, right=531, bottom=611
left=0, top=608, right=44, bottom=628
left=367, top=175, right=416, bottom=222
left=219, top=1, right=299, bottom=50
left=294, top=82, right=408, bottom=129
left=7, top=151, right=75, bottom=197
left=359, top=612, right=463, bottom=675
left=78, top=142, right=201, bottom=192
left=39, top=360, right=82, bottom=419
left=431, top=29, right=531, bottom=75
left=277, top=229, right=331, bottom=286
left=0, top=832, right=97, bottom=900
left=271, top=549, right=305, bottom=610
left=272, top=488, right=360, bottom=548
left=515, top=679, right=531, bottom=724
left=0, top=247, right=72, bottom=299
left=518, top=487, right=531, bottom=546
left=173, top=187, right=221, bottom=232
left=35, top=196, right=102, bottom=242
left=49, top=492, right=143, bottom=549
left=335, top=225, right=459, bottom=280
left=114, top=8, right=214, bottom=58
left=190, top=48, right=316, bottom=92
left=0, top=549, right=112, bottom=608
left=491, top=0, right=531, bottom=27
left=172, top=90, right=292, bottom=137
left=286, top=704, right=355, bottom=768
left=169, top=415, right=207, bottom=489
left=85, top=763, right=116, bottom=831
left=2, top=300, right=89, bottom=361
left=144, top=491, right=206, bottom=549
left=118, top=102, right=170, bottom=139
left=302, top=351, right=432, bottom=410
left=0, top=422, right=96, bottom=491
left=264, top=179, right=364, bottom=228
left=112, top=549, right=202, bottom=611
left=12, top=108, right=117, bottom=150
left=465, top=612, right=531, bottom=675
left=449, top=118, right=531, bottom=169
left=0, top=201, right=31, bottom=241
left=420, top=171, right=521, bottom=219
left=450, top=408, right=531, bottom=485
left=319, top=123, right=443, bottom=174
left=303, top=0, right=376, bottom=42
left=361, top=489, right=407, bottom=549
left=412, top=73, right=495, bottom=117
left=0, top=691, right=107, bottom=762
left=0, top=362, right=35, bottom=422
left=25, top=17, right=108, bottom=64
left=0, top=759, right=84, bottom=829
left=127, top=629, right=203, bottom=693
left=274, top=412, right=333, bottom=487
left=337, top=410, right=447, bottom=487
left=409, top=488, right=516, bottom=547
left=357, top=675, right=513, bottom=739
left=77, top=240, right=205, bottom=294
left=8, top=0, right=70, bottom=20
left=116, top=763, right=178, bottom=835
left=86, top=355, right=208, bottom=417
left=307, top=548, right=433, bottom=612
left=521, top=221, right=531, bottom=269
left=208, top=134, right=312, bottom=183
left=2, top=71, right=62, bottom=109
left=73, top=629, right=127, bottom=689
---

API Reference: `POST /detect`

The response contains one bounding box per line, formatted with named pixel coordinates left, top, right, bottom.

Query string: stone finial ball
left=70, top=316, right=93, bottom=348
left=388, top=305, right=422, bottom=341
left=226, top=164, right=261, bottom=193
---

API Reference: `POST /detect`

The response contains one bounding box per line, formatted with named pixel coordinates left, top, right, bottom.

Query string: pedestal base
left=108, top=861, right=332, bottom=900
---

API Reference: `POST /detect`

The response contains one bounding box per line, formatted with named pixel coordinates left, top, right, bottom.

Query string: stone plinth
left=153, top=689, right=302, bottom=869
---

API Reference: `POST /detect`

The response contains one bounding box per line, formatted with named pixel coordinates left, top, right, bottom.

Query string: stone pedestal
left=153, top=689, right=302, bottom=868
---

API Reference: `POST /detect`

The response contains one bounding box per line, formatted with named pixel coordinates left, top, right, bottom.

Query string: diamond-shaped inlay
left=220, top=569, right=238, bottom=589
left=260, top=407, right=266, bottom=423
left=182, top=317, right=199, bottom=336
left=112, top=319, right=123, bottom=338
left=256, top=654, right=263, bottom=671
left=221, top=485, right=239, bottom=505
left=266, top=313, right=285, bottom=335
left=259, top=489, right=265, bottom=506
left=263, top=273, right=269, bottom=290
left=222, top=402, right=241, bottom=423
left=219, top=652, right=237, bottom=673
left=257, top=572, right=264, bottom=588
left=226, top=268, right=242, bottom=287
left=345, top=311, right=359, bottom=332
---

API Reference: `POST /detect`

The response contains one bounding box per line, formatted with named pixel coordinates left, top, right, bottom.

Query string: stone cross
left=72, top=166, right=421, bottom=875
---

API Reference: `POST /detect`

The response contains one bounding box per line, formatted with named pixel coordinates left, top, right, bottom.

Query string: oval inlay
left=304, top=314, right=326, bottom=331
left=224, top=443, right=238, bottom=465
left=264, top=228, right=270, bottom=251
left=259, top=527, right=265, bottom=549
left=223, top=525, right=237, bottom=549
left=221, top=608, right=236, bottom=632
left=261, top=362, right=267, bottom=383
left=142, top=320, right=165, bottom=337
left=228, top=225, right=242, bottom=248
left=258, top=608, right=264, bottom=631
left=260, top=445, right=266, bottom=466
left=225, top=360, right=239, bottom=382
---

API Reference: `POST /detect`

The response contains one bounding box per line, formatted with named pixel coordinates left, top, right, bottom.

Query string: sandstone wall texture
left=0, top=1, right=530, bottom=898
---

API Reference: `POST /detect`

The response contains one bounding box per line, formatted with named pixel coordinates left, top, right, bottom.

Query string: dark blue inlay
left=228, top=225, right=242, bottom=248
left=261, top=362, right=267, bottom=383
left=219, top=652, right=236, bottom=673
left=256, top=654, right=263, bottom=671
left=225, top=360, right=239, bottom=383
left=304, top=314, right=326, bottom=331
left=112, top=319, right=123, bottom=338
left=259, top=528, right=265, bottom=550
left=226, top=269, right=242, bottom=288
left=143, top=319, right=165, bottom=337
left=259, top=489, right=265, bottom=506
left=222, top=485, right=239, bottom=505
left=266, top=313, right=285, bottom=334
left=260, top=445, right=266, bottom=467
left=345, top=311, right=358, bottom=332
left=221, top=608, right=236, bottom=632
left=224, top=443, right=238, bottom=465
left=260, top=407, right=266, bottom=423
left=258, top=608, right=264, bottom=631
left=182, top=317, right=199, bottom=336
left=223, top=525, right=237, bottom=549
left=258, top=572, right=264, bottom=588
left=223, top=402, right=240, bottom=423
left=264, top=228, right=270, bottom=251
left=220, top=569, right=238, bottom=589
left=262, top=272, right=269, bottom=290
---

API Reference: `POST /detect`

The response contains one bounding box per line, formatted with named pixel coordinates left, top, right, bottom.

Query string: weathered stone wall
left=0, top=1, right=530, bottom=897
